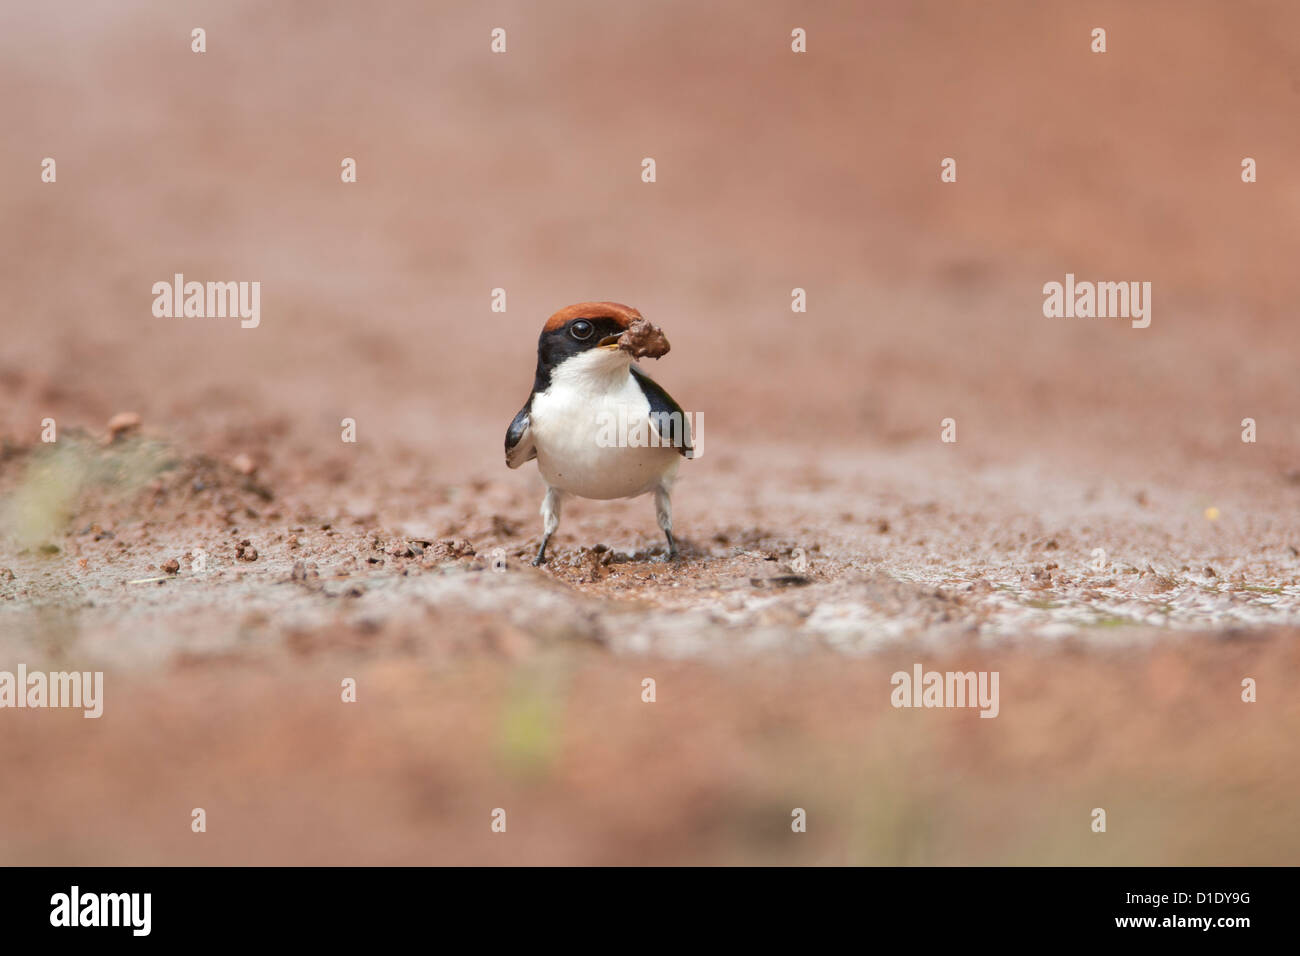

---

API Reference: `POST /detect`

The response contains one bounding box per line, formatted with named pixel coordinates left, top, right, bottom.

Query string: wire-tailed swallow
left=505, top=301, right=693, bottom=565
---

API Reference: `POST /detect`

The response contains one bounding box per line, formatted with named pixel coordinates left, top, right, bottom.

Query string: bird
left=505, top=301, right=693, bottom=566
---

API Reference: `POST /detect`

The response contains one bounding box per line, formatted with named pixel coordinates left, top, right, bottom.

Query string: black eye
left=570, top=320, right=594, bottom=340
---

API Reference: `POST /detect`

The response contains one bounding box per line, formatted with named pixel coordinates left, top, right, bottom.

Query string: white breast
left=529, top=350, right=680, bottom=500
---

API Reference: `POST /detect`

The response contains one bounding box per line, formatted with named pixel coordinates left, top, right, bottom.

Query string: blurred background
left=0, top=0, right=1297, bottom=864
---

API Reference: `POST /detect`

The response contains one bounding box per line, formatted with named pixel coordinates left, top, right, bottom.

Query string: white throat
left=546, top=347, right=634, bottom=397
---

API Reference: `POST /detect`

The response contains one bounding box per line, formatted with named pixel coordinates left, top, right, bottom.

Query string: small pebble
left=106, top=412, right=142, bottom=442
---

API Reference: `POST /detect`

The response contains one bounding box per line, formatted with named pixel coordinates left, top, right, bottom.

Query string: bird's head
left=535, top=301, right=658, bottom=378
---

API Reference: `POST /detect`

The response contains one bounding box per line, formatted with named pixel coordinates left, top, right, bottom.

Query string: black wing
left=631, top=366, right=693, bottom=459
left=505, top=398, right=536, bottom=468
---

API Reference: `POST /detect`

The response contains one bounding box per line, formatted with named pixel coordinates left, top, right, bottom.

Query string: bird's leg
left=654, top=485, right=678, bottom=560
left=533, top=486, right=563, bottom=566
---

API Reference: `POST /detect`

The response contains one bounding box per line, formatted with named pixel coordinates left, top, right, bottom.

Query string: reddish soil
left=1, top=0, right=1297, bottom=864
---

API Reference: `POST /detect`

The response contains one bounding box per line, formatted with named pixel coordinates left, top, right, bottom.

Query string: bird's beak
left=597, top=333, right=624, bottom=350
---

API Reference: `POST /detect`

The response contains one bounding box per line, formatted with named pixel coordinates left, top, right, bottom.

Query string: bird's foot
left=532, top=533, right=553, bottom=567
